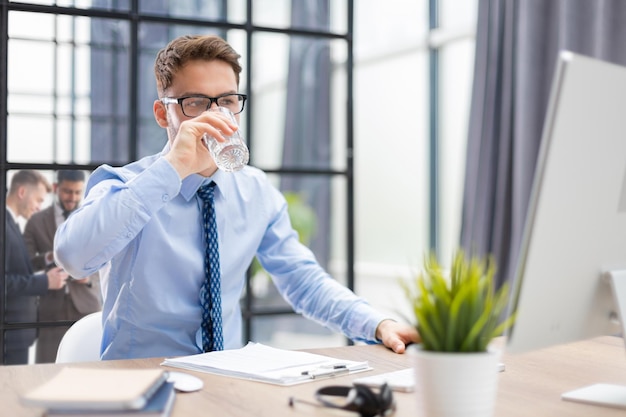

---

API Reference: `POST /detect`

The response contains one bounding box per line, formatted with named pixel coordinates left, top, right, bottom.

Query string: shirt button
left=162, top=194, right=170, bottom=202
left=126, top=231, right=133, bottom=238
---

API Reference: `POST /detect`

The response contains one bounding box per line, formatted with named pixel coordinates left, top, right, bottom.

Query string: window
left=1, top=0, right=354, bottom=363
left=0, top=0, right=479, bottom=363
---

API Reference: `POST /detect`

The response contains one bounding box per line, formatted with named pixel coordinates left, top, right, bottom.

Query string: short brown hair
left=9, top=170, right=52, bottom=195
left=154, top=35, right=242, bottom=96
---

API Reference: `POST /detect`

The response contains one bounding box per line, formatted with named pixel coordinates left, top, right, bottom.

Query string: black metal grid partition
left=0, top=0, right=355, bottom=363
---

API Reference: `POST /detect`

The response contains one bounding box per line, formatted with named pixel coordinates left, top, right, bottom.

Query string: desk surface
left=3, top=336, right=626, bottom=416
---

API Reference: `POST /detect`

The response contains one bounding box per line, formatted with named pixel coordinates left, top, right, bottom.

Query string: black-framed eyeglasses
left=160, top=93, right=247, bottom=117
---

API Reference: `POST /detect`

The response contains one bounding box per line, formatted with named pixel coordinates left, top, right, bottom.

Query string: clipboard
left=161, top=342, right=371, bottom=386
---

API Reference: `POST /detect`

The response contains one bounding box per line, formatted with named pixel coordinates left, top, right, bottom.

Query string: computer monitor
left=506, top=50, right=626, bottom=407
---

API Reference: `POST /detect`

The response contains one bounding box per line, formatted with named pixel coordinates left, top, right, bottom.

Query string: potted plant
left=401, top=250, right=516, bottom=417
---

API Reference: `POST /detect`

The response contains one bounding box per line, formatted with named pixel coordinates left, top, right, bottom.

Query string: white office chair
left=55, top=311, right=103, bottom=363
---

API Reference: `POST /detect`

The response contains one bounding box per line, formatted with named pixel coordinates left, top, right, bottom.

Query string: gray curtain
left=460, top=0, right=626, bottom=287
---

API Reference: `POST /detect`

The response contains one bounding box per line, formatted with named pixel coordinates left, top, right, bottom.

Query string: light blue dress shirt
left=54, top=147, right=387, bottom=359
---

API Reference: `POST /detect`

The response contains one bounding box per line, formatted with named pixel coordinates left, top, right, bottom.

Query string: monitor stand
left=561, top=270, right=626, bottom=408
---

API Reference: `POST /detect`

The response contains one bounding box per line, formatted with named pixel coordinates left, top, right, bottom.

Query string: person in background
left=54, top=34, right=419, bottom=360
left=23, top=170, right=102, bottom=363
left=3, top=170, right=68, bottom=364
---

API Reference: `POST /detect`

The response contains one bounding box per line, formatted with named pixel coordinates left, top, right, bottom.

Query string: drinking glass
left=202, top=107, right=249, bottom=172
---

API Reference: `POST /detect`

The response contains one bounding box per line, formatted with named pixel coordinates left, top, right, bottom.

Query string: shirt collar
left=6, top=206, right=18, bottom=223
left=159, top=142, right=228, bottom=201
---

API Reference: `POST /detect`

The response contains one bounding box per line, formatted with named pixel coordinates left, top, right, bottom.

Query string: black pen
left=301, top=364, right=347, bottom=375
left=320, top=364, right=348, bottom=370
left=301, top=366, right=350, bottom=379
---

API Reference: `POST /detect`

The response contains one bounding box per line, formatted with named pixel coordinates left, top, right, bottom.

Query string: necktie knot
left=197, top=182, right=216, bottom=203
left=62, top=210, right=71, bottom=220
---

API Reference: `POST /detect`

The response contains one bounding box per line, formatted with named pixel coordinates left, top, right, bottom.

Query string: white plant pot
left=411, top=346, right=501, bottom=417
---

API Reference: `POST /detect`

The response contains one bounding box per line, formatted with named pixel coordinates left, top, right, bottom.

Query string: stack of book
left=20, top=368, right=175, bottom=417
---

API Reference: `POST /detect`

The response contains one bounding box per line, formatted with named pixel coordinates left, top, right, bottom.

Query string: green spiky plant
left=402, top=250, right=516, bottom=353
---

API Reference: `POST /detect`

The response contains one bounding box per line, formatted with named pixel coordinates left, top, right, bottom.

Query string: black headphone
left=289, top=383, right=395, bottom=417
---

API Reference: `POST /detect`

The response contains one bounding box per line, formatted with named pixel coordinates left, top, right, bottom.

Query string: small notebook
left=21, top=368, right=168, bottom=411
left=354, top=368, right=416, bottom=392
left=354, top=362, right=505, bottom=393
left=562, top=383, right=626, bottom=408
left=44, top=382, right=176, bottom=417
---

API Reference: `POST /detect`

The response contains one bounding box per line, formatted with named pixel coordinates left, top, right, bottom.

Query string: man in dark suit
left=23, top=170, right=102, bottom=363
left=3, top=170, right=68, bottom=365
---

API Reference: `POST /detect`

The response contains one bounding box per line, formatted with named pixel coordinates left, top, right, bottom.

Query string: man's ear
left=154, top=100, right=168, bottom=128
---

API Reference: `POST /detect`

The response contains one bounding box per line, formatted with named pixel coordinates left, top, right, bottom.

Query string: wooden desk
left=2, top=336, right=626, bottom=416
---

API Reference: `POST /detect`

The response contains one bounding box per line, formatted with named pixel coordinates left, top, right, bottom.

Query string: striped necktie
left=197, top=182, right=224, bottom=352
